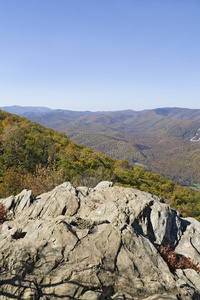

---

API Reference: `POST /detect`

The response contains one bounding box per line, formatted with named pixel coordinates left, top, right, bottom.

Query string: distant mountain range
left=2, top=105, right=200, bottom=121
left=1, top=105, right=200, bottom=188
left=0, top=105, right=52, bottom=115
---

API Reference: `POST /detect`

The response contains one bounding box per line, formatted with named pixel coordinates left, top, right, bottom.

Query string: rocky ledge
left=0, top=181, right=200, bottom=300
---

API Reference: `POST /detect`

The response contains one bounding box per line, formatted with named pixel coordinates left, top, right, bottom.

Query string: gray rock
left=175, top=217, right=200, bottom=266
left=143, top=294, right=178, bottom=300
left=0, top=181, right=199, bottom=299
left=94, top=181, right=113, bottom=189
left=111, top=292, right=136, bottom=299
left=175, top=269, right=200, bottom=293
left=0, top=189, right=32, bottom=216
left=81, top=290, right=102, bottom=300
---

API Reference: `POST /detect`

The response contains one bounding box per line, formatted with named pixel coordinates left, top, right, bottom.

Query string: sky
left=0, top=0, right=200, bottom=111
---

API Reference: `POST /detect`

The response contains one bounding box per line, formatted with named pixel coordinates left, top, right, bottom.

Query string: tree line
left=0, top=110, right=199, bottom=221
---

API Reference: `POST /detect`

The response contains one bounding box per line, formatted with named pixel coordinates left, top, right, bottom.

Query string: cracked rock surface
left=0, top=181, right=200, bottom=299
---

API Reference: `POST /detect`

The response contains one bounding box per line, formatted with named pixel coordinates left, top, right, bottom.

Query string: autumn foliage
left=23, top=162, right=63, bottom=198
left=0, top=109, right=200, bottom=221
left=0, top=203, right=6, bottom=225
left=157, top=244, right=200, bottom=273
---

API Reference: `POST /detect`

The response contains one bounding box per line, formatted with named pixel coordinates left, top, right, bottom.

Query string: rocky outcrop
left=0, top=181, right=200, bottom=300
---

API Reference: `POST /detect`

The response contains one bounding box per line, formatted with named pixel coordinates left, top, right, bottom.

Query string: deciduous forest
left=0, top=109, right=200, bottom=221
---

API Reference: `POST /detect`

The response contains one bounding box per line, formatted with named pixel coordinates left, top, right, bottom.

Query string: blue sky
left=0, top=0, right=200, bottom=111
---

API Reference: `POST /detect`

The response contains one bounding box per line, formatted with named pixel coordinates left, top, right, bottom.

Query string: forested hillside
left=154, top=107, right=200, bottom=121
left=63, top=110, right=200, bottom=188
left=5, top=106, right=200, bottom=187
left=0, top=109, right=200, bottom=221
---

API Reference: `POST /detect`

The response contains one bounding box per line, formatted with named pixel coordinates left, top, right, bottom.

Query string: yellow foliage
left=2, top=117, right=13, bottom=128
left=64, top=144, right=74, bottom=152
left=55, top=142, right=61, bottom=149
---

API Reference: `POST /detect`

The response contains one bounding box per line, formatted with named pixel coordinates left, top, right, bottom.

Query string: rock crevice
left=0, top=181, right=200, bottom=299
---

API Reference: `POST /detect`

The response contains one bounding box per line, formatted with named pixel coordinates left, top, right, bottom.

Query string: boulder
left=0, top=182, right=200, bottom=299
left=0, top=189, right=32, bottom=217
left=175, top=217, right=200, bottom=266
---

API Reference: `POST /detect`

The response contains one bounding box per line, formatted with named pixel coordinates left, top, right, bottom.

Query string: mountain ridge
left=0, top=108, right=200, bottom=221
left=2, top=105, right=200, bottom=121
left=1, top=106, right=200, bottom=187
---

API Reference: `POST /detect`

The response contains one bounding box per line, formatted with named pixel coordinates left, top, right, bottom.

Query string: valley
left=190, top=128, right=200, bottom=142
left=2, top=106, right=200, bottom=188
left=0, top=108, right=200, bottom=221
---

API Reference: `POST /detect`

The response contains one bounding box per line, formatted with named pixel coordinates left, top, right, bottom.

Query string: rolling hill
left=0, top=108, right=200, bottom=220
left=1, top=106, right=200, bottom=188
left=154, top=107, right=200, bottom=121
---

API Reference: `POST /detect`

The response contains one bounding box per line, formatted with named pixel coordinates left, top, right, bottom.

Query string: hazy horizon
left=1, top=104, right=200, bottom=113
